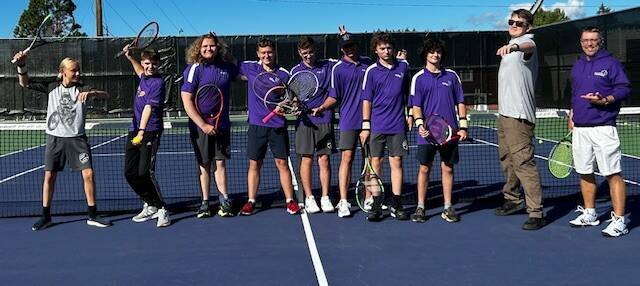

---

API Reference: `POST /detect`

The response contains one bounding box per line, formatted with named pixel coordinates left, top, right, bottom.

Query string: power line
left=151, top=1, right=183, bottom=35
left=253, top=0, right=635, bottom=8
left=104, top=0, right=137, bottom=34
left=169, top=0, right=199, bottom=35
left=128, top=0, right=153, bottom=23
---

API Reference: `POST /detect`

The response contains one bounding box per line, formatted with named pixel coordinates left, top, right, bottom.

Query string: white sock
left=586, top=208, right=596, bottom=215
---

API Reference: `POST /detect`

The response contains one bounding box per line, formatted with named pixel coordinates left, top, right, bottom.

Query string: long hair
left=185, top=32, right=231, bottom=64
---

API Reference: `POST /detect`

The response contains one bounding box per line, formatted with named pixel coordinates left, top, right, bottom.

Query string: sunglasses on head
left=508, top=19, right=528, bottom=28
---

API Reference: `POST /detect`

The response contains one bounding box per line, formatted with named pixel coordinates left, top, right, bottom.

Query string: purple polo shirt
left=571, top=49, right=631, bottom=127
left=239, top=61, right=290, bottom=128
left=410, top=68, right=465, bottom=145
left=329, top=56, right=373, bottom=131
left=361, top=59, right=410, bottom=134
left=290, top=59, right=337, bottom=125
left=131, top=73, right=165, bottom=132
left=181, top=61, right=238, bottom=130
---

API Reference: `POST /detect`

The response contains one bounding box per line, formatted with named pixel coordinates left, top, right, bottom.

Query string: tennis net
left=1, top=109, right=639, bottom=217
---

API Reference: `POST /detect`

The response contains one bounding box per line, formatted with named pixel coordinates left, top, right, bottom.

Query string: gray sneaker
left=153, top=208, right=171, bottom=228
left=132, top=203, right=158, bottom=222
left=441, top=207, right=460, bottom=222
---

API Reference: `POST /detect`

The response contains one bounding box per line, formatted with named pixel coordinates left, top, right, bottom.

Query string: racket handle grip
left=262, top=111, right=277, bottom=123
left=114, top=49, right=128, bottom=59
left=10, top=48, right=30, bottom=64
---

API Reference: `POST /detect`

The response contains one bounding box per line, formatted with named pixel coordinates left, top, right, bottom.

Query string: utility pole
left=96, top=0, right=103, bottom=36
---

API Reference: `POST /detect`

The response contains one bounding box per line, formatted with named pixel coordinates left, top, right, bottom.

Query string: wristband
left=362, top=120, right=371, bottom=130
left=511, top=43, right=520, bottom=52
left=414, top=118, right=424, bottom=128
left=17, top=65, right=27, bottom=75
left=459, top=117, right=468, bottom=129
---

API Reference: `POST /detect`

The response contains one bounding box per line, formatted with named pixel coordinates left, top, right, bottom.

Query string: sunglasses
left=508, top=20, right=529, bottom=28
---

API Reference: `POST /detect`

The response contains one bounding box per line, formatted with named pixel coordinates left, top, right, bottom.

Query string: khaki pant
left=497, top=116, right=543, bottom=218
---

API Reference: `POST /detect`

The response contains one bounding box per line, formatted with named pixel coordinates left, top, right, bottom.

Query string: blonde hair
left=57, top=57, right=79, bottom=80
left=185, top=32, right=232, bottom=64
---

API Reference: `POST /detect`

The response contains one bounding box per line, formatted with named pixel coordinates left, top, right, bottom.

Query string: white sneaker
left=601, top=212, right=629, bottom=237
left=132, top=203, right=158, bottom=223
left=569, top=206, right=600, bottom=227
left=305, top=196, right=320, bottom=214
left=320, top=196, right=335, bottom=213
left=336, top=200, right=351, bottom=218
left=153, top=208, right=171, bottom=227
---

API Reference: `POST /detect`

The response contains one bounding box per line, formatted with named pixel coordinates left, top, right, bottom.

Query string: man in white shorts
left=568, top=26, right=632, bottom=237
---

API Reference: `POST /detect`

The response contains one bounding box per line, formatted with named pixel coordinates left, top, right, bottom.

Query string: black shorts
left=295, top=123, right=336, bottom=155
left=44, top=135, right=92, bottom=171
left=247, top=124, right=290, bottom=160
left=189, top=126, right=231, bottom=164
left=338, top=130, right=361, bottom=151
left=416, top=143, right=459, bottom=166
left=369, top=132, right=408, bottom=157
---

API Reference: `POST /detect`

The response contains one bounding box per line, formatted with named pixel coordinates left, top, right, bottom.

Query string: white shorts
left=572, top=126, right=622, bottom=176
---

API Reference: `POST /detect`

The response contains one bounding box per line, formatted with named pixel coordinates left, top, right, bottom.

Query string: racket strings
left=287, top=72, right=317, bottom=101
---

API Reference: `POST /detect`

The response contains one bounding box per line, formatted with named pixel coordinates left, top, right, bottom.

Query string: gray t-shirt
left=498, top=34, right=538, bottom=124
left=27, top=80, right=92, bottom=137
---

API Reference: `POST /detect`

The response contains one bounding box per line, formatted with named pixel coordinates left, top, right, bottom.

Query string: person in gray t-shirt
left=494, top=8, right=545, bottom=230
left=12, top=51, right=111, bottom=231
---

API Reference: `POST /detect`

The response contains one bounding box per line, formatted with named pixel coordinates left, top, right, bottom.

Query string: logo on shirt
left=594, top=70, right=608, bottom=77
left=441, top=80, right=452, bottom=87
left=79, top=153, right=90, bottom=164
left=316, top=70, right=324, bottom=74
left=137, top=88, right=146, bottom=97
left=394, top=72, right=404, bottom=78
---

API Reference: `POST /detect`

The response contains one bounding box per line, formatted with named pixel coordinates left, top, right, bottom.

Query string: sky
left=1, top=0, right=637, bottom=38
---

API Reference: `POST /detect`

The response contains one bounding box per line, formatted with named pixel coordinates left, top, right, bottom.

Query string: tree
left=13, top=0, right=86, bottom=38
left=533, top=8, right=570, bottom=26
left=597, top=3, right=612, bottom=15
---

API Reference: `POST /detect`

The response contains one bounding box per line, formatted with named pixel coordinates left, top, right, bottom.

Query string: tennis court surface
left=1, top=110, right=639, bottom=285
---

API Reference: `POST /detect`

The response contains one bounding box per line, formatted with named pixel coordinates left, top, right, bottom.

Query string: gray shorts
left=295, top=123, right=336, bottom=155
left=369, top=132, right=408, bottom=157
left=339, top=130, right=361, bottom=150
left=189, top=127, right=231, bottom=164
left=44, top=135, right=93, bottom=171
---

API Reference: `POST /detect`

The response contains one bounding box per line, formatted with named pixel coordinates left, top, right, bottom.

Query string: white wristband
left=17, top=65, right=28, bottom=75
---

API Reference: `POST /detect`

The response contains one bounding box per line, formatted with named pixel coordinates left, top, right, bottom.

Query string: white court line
left=0, top=134, right=127, bottom=184
left=0, top=143, right=47, bottom=158
left=288, top=157, right=328, bottom=286
left=473, top=137, right=640, bottom=187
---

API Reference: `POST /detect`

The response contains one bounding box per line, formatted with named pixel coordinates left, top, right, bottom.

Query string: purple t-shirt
left=361, top=59, right=410, bottom=134
left=290, top=59, right=337, bottom=125
left=410, top=68, right=464, bottom=145
left=131, top=73, right=165, bottom=132
left=571, top=49, right=631, bottom=127
left=239, top=61, right=290, bottom=128
left=181, top=61, right=238, bottom=130
left=329, top=56, right=373, bottom=131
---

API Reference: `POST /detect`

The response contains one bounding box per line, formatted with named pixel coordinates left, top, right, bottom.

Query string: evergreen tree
left=13, top=0, right=86, bottom=38
left=533, top=8, right=570, bottom=26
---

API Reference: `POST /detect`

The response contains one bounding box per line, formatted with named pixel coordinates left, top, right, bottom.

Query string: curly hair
left=185, top=32, right=231, bottom=64
left=370, top=32, right=395, bottom=54
left=419, top=38, right=446, bottom=61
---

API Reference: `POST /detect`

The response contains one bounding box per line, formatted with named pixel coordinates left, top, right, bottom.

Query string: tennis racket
left=11, top=10, right=78, bottom=63
left=262, top=70, right=319, bottom=123
left=422, top=114, right=460, bottom=145
left=530, top=0, right=544, bottom=15
left=194, top=83, right=224, bottom=131
left=253, top=71, right=290, bottom=123
left=114, top=22, right=159, bottom=59
left=548, top=131, right=573, bottom=179
left=355, top=142, right=384, bottom=213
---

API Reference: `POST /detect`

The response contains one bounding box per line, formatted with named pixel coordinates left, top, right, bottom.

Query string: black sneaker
left=522, top=217, right=546, bottom=230
left=196, top=201, right=212, bottom=218
left=390, top=200, right=409, bottom=221
left=411, top=207, right=426, bottom=223
left=494, top=201, right=525, bottom=216
left=87, top=217, right=113, bottom=228
left=217, top=199, right=235, bottom=217
left=441, top=207, right=460, bottom=222
left=367, top=196, right=384, bottom=222
left=32, top=216, right=52, bottom=231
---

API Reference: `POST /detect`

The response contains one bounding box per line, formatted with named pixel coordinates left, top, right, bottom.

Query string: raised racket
left=548, top=130, right=573, bottom=179
left=530, top=0, right=544, bottom=15
left=11, top=10, right=78, bottom=63
left=354, top=142, right=384, bottom=213
left=114, top=22, right=159, bottom=58
left=194, top=83, right=224, bottom=131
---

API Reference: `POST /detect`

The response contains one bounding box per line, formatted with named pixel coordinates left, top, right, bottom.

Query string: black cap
left=338, top=33, right=355, bottom=47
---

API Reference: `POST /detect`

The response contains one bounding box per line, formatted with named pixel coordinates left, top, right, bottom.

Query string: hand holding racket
left=261, top=70, right=319, bottom=123
left=11, top=10, right=78, bottom=63
left=115, top=22, right=159, bottom=59
left=355, top=142, right=385, bottom=212
left=194, top=84, right=224, bottom=135
left=548, top=131, right=573, bottom=179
